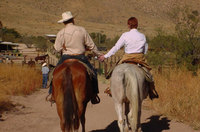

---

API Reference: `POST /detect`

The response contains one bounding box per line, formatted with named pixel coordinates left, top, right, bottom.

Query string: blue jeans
left=42, top=74, right=48, bottom=88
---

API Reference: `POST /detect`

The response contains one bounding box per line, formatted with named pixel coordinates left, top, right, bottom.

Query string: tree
left=171, top=6, right=200, bottom=73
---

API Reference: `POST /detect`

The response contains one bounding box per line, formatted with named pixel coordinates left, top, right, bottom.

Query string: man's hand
left=98, top=55, right=105, bottom=62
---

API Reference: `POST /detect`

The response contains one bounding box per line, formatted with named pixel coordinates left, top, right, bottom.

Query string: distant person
left=0, top=21, right=2, bottom=42
left=0, top=58, right=3, bottom=63
left=41, top=62, right=49, bottom=88
left=48, top=11, right=102, bottom=104
left=99, top=17, right=158, bottom=100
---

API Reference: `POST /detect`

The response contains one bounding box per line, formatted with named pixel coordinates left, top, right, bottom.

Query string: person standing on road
left=41, top=62, right=49, bottom=89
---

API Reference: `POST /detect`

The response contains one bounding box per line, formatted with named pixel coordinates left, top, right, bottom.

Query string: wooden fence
left=90, top=56, right=121, bottom=77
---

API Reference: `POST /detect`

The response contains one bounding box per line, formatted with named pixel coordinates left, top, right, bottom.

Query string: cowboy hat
left=57, top=11, right=76, bottom=23
left=42, top=63, right=47, bottom=67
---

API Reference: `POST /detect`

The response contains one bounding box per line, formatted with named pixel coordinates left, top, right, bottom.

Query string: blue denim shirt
left=42, top=66, right=49, bottom=74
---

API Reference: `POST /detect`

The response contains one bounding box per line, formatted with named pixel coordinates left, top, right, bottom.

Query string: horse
left=110, top=63, right=149, bottom=132
left=35, top=54, right=48, bottom=62
left=27, top=59, right=35, bottom=67
left=52, top=59, right=93, bottom=132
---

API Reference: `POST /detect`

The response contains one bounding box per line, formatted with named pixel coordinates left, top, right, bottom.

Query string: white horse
left=110, top=63, right=149, bottom=132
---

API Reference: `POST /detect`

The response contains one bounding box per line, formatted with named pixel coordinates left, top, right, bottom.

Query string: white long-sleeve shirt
left=104, top=29, right=148, bottom=58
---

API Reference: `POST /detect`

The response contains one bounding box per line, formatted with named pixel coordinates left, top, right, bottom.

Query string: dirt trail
left=0, top=82, right=199, bottom=132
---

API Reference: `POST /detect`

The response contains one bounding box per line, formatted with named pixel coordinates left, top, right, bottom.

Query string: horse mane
left=63, top=65, right=79, bottom=131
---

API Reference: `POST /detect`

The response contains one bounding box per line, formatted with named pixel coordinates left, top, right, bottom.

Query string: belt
left=64, top=53, right=85, bottom=56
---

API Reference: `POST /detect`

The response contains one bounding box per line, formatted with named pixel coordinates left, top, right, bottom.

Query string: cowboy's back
left=54, top=23, right=100, bottom=55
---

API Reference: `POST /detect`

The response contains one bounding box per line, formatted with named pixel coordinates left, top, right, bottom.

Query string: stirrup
left=91, top=95, right=100, bottom=104
left=149, top=89, right=159, bottom=100
left=46, top=94, right=55, bottom=104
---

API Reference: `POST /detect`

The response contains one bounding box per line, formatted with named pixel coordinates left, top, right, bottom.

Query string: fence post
left=98, top=61, right=101, bottom=75
left=114, top=56, right=116, bottom=63
left=110, top=56, right=113, bottom=67
left=104, top=62, right=107, bottom=77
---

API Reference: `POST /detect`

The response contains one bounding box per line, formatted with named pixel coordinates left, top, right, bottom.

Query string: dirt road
left=0, top=83, right=199, bottom=132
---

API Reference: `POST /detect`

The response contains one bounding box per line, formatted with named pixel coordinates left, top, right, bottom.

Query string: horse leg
left=125, top=102, right=130, bottom=132
left=114, top=102, right=124, bottom=132
left=56, top=103, right=65, bottom=132
left=80, top=106, right=86, bottom=132
left=128, top=100, right=141, bottom=132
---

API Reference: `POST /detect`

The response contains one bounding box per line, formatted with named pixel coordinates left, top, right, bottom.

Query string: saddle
left=122, top=58, right=152, bottom=71
left=106, top=58, right=152, bottom=80
left=122, top=58, right=153, bottom=82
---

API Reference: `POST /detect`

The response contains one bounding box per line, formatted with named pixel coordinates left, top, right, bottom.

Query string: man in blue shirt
left=42, top=62, right=49, bottom=88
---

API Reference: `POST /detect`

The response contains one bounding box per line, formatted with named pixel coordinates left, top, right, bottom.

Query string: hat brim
left=42, top=63, right=47, bottom=67
left=57, top=17, right=74, bottom=23
left=57, top=13, right=77, bottom=23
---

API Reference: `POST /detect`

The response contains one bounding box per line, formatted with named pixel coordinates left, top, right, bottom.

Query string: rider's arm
left=84, top=30, right=101, bottom=56
left=54, top=31, right=64, bottom=52
left=144, top=42, right=148, bottom=54
left=104, top=34, right=125, bottom=58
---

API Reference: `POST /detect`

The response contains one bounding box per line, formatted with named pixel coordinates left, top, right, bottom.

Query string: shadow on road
left=91, top=115, right=170, bottom=132
left=142, top=115, right=170, bottom=132
left=90, top=120, right=120, bottom=132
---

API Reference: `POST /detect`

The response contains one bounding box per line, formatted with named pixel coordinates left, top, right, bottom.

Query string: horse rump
left=63, top=67, right=79, bottom=131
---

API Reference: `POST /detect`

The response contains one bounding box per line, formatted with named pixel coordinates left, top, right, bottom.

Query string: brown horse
left=52, top=59, right=93, bottom=132
left=35, top=54, right=48, bottom=62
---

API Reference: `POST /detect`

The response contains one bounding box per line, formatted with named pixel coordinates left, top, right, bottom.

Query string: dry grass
left=152, top=67, right=200, bottom=129
left=0, top=64, right=42, bottom=113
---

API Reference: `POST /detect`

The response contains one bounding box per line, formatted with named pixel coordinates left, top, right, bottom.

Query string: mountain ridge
left=0, top=0, right=200, bottom=38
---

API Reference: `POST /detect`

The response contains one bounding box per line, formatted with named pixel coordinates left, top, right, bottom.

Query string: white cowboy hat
left=42, top=63, right=47, bottom=67
left=57, top=11, right=76, bottom=23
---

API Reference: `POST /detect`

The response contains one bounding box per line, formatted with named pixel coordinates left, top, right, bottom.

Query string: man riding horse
left=99, top=17, right=158, bottom=100
left=48, top=11, right=102, bottom=104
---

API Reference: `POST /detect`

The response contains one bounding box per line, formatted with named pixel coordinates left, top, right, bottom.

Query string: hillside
left=0, top=0, right=200, bottom=38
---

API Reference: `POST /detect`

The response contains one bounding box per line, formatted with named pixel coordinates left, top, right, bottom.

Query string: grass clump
left=152, top=67, right=200, bottom=129
left=0, top=64, right=42, bottom=112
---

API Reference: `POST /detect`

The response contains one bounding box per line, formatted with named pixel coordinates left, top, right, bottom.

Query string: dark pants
left=49, top=54, right=99, bottom=94
left=42, top=74, right=48, bottom=88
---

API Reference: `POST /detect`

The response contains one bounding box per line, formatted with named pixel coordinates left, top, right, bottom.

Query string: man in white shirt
left=99, top=17, right=158, bottom=100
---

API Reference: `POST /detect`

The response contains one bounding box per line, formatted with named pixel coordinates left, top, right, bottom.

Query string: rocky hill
left=0, top=0, right=200, bottom=38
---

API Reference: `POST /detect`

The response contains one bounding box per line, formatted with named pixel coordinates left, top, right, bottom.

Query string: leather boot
left=149, top=82, right=159, bottom=100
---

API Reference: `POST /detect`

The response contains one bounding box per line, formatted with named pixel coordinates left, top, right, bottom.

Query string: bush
left=2, top=27, right=21, bottom=42
left=90, top=32, right=120, bottom=49
left=21, top=35, right=50, bottom=51
left=171, top=7, right=200, bottom=73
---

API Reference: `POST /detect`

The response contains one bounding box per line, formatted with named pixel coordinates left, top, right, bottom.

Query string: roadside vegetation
left=0, top=64, right=42, bottom=113
left=153, top=68, right=200, bottom=129
left=147, top=7, right=200, bottom=129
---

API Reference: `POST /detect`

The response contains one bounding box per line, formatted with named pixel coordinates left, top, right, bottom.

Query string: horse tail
left=124, top=67, right=141, bottom=131
left=63, top=67, right=79, bottom=131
